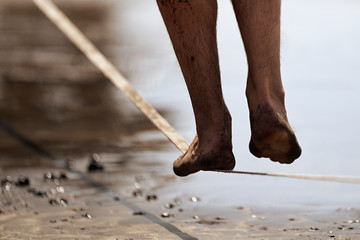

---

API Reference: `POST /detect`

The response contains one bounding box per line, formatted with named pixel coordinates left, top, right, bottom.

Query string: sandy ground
left=1, top=1, right=360, bottom=239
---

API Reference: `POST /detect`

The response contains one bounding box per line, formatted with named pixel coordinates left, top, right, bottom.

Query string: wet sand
left=1, top=0, right=360, bottom=239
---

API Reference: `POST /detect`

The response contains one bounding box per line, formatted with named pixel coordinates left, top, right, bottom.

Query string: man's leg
left=156, top=0, right=235, bottom=176
left=231, top=0, right=301, bottom=163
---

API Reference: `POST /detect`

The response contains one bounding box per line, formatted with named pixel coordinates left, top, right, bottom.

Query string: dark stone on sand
left=82, top=213, right=92, bottom=219
left=44, top=172, right=56, bottom=181
left=59, top=172, right=68, bottom=180
left=163, top=203, right=174, bottom=209
left=49, top=199, right=58, bottom=206
left=0, top=209, right=4, bottom=214
left=113, top=196, right=121, bottom=201
left=49, top=198, right=68, bottom=206
left=146, top=194, right=157, bottom=201
left=161, top=212, right=173, bottom=218
left=50, top=220, right=57, bottom=223
left=36, top=191, right=47, bottom=197
left=133, top=211, right=144, bottom=215
left=16, top=176, right=30, bottom=186
left=87, top=153, right=104, bottom=171
left=60, top=198, right=68, bottom=207
left=43, top=172, right=66, bottom=182
left=28, top=188, right=47, bottom=198
left=132, top=189, right=143, bottom=198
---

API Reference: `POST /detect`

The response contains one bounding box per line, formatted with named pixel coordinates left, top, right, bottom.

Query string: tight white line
left=33, top=0, right=360, bottom=184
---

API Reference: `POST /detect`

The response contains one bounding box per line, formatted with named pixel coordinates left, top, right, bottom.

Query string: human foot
left=173, top=135, right=235, bottom=176
left=249, top=104, right=301, bottom=164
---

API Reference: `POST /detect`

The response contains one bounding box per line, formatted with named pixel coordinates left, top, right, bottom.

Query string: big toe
left=173, top=156, right=199, bottom=177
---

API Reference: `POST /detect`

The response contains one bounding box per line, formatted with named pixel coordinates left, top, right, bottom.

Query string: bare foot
left=173, top=135, right=235, bottom=176
left=249, top=104, right=301, bottom=164
left=173, top=109, right=235, bottom=176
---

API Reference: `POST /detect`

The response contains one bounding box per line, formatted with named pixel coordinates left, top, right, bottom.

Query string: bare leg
left=156, top=0, right=235, bottom=176
left=231, top=0, right=301, bottom=163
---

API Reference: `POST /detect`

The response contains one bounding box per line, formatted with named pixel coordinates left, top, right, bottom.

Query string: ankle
left=246, top=74, right=285, bottom=113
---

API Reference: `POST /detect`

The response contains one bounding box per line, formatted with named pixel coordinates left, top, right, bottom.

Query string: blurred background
left=1, top=0, right=360, bottom=218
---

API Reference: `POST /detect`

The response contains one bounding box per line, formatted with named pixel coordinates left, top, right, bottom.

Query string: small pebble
left=49, top=199, right=58, bottom=206
left=4, top=183, right=11, bottom=192
left=146, top=194, right=157, bottom=201
left=132, top=189, right=143, bottom=198
left=36, top=191, right=47, bottom=198
left=59, top=198, right=68, bottom=207
left=113, top=196, right=120, bottom=201
left=87, top=153, right=104, bottom=172
left=190, top=197, right=200, bottom=202
left=163, top=203, right=174, bottom=209
left=16, top=176, right=30, bottom=186
left=288, top=218, right=295, bottom=221
left=161, top=212, right=173, bottom=218
left=50, top=220, right=57, bottom=223
left=44, top=172, right=56, bottom=181
left=309, top=227, right=319, bottom=231
left=133, top=211, right=144, bottom=216
left=56, top=186, right=64, bottom=193
left=82, top=213, right=92, bottom=219
left=59, top=172, right=68, bottom=180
